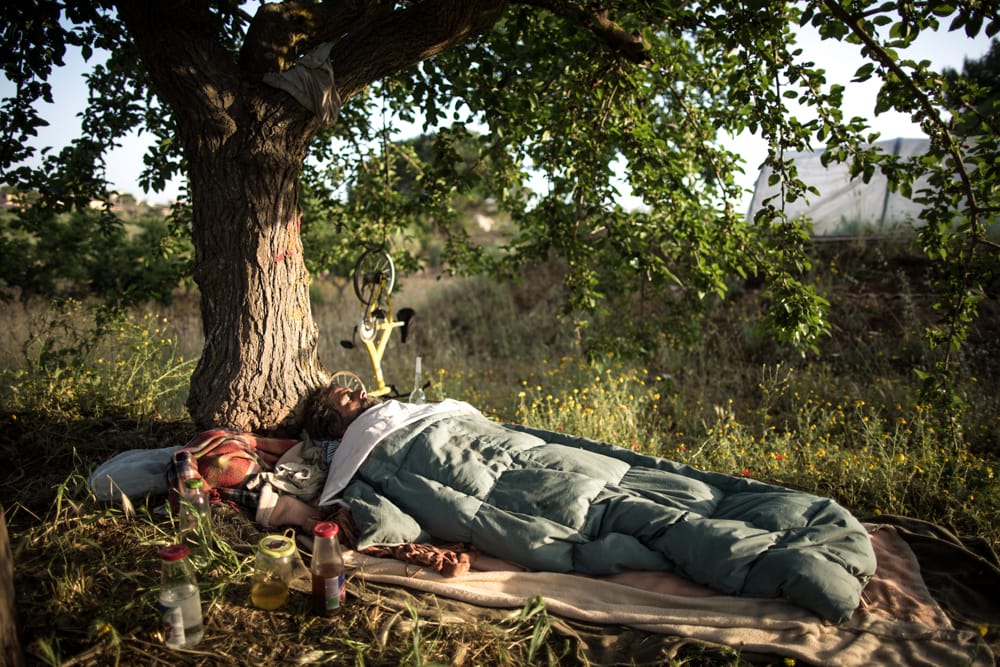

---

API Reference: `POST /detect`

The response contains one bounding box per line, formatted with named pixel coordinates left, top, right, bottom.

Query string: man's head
left=305, top=383, right=382, bottom=439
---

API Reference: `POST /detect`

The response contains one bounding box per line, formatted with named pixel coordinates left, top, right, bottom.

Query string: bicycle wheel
left=352, top=248, right=396, bottom=306
left=329, top=369, right=366, bottom=392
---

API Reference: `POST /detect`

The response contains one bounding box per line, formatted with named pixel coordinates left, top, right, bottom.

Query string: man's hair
left=305, top=384, right=349, bottom=439
left=305, top=383, right=382, bottom=439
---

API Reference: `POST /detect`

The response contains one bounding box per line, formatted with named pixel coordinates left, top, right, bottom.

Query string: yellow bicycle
left=337, top=248, right=416, bottom=398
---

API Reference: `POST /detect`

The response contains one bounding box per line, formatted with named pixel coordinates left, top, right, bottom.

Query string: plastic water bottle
left=311, top=521, right=345, bottom=616
left=179, top=478, right=212, bottom=553
left=408, top=355, right=426, bottom=404
left=158, top=544, right=203, bottom=648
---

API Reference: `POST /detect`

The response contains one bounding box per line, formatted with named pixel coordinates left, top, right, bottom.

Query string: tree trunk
left=184, top=121, right=329, bottom=434
left=0, top=505, right=24, bottom=667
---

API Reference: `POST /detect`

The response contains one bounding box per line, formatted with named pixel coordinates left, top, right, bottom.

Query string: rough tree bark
left=183, top=118, right=326, bottom=434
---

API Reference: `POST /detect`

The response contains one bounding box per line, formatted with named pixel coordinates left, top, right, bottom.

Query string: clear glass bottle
left=311, top=521, right=345, bottom=616
left=179, top=477, right=212, bottom=552
left=408, top=355, right=426, bottom=404
left=158, top=544, right=203, bottom=648
left=250, top=534, right=296, bottom=610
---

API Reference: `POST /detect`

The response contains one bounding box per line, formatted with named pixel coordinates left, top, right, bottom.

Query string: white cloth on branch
left=263, top=41, right=342, bottom=126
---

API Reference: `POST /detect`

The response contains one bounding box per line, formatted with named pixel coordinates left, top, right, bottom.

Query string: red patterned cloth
left=361, top=542, right=474, bottom=577
left=167, top=428, right=299, bottom=510
left=321, top=505, right=473, bottom=577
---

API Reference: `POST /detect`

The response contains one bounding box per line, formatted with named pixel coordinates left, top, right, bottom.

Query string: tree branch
left=240, top=0, right=375, bottom=76
left=818, top=0, right=977, bottom=214
left=976, top=237, right=1000, bottom=253
left=112, top=1, right=240, bottom=142
left=515, top=0, right=652, bottom=65
left=329, top=0, right=508, bottom=102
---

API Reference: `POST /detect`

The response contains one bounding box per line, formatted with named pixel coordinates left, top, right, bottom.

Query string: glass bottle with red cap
left=158, top=544, right=203, bottom=648
left=311, top=521, right=345, bottom=615
left=179, top=477, right=213, bottom=555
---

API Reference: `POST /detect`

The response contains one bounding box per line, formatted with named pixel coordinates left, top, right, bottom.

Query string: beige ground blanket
left=323, top=522, right=995, bottom=666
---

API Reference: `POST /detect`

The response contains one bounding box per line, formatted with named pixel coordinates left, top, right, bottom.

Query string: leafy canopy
left=1, top=1, right=997, bottom=386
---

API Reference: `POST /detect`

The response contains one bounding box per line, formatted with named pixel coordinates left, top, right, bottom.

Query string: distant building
left=746, top=138, right=931, bottom=237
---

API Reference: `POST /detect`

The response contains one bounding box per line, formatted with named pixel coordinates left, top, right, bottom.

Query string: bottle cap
left=160, top=544, right=191, bottom=561
left=257, top=534, right=296, bottom=559
left=185, top=478, right=204, bottom=489
left=313, top=521, right=339, bottom=538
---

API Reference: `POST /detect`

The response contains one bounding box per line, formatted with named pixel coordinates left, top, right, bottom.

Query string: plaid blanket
left=167, top=428, right=300, bottom=511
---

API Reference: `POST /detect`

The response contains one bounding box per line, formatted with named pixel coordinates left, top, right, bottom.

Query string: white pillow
left=88, top=445, right=182, bottom=501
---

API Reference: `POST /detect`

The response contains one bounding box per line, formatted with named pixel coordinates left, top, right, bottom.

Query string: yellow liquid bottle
left=250, top=579, right=289, bottom=610
left=250, top=535, right=296, bottom=610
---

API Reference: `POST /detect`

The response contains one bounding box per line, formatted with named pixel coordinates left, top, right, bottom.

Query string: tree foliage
left=0, top=192, right=192, bottom=304
left=944, top=37, right=1000, bottom=104
left=1, top=1, right=998, bottom=424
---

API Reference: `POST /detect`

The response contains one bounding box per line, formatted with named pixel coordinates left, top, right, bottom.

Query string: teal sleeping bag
left=340, top=408, right=876, bottom=623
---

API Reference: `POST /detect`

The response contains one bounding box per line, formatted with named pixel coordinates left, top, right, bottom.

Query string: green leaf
left=964, top=14, right=983, bottom=37
left=852, top=63, right=875, bottom=82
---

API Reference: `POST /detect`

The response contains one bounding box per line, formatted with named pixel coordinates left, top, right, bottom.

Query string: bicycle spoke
left=352, top=249, right=396, bottom=305
left=329, top=370, right=366, bottom=392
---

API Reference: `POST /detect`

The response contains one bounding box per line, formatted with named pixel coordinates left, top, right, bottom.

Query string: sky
left=0, top=18, right=994, bottom=209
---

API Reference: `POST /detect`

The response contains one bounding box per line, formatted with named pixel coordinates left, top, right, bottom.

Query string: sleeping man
left=174, top=382, right=877, bottom=623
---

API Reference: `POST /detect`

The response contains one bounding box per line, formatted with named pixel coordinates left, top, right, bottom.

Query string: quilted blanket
left=321, top=400, right=876, bottom=622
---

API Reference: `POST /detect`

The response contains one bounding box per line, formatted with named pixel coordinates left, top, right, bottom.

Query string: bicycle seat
left=397, top=307, right=416, bottom=343
left=340, top=325, right=357, bottom=349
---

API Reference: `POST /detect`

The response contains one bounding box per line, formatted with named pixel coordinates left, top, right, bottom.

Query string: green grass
left=504, top=355, right=997, bottom=542
left=1, top=242, right=998, bottom=665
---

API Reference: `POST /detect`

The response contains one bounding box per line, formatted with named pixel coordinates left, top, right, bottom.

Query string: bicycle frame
left=340, top=248, right=414, bottom=399
left=356, top=287, right=403, bottom=398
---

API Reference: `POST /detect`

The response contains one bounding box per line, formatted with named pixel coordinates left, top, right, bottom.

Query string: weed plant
left=2, top=299, right=195, bottom=423
left=1, top=242, right=998, bottom=665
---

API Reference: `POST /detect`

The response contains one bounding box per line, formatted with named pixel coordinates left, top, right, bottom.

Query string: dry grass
left=2, top=241, right=998, bottom=665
